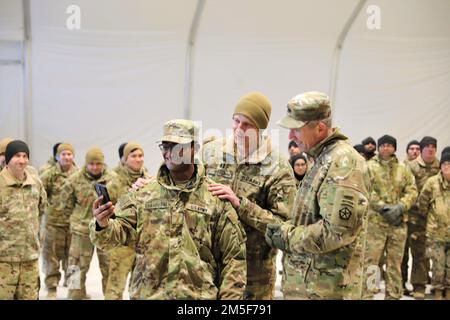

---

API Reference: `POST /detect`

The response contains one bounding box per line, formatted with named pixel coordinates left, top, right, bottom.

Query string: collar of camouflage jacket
left=1, top=166, right=36, bottom=187
left=439, top=172, right=450, bottom=190
left=223, top=134, right=272, bottom=164
left=417, top=155, right=440, bottom=169
left=374, top=154, right=399, bottom=165
left=56, top=161, right=78, bottom=175
left=82, top=165, right=108, bottom=182
left=157, top=161, right=204, bottom=192
left=307, top=127, right=348, bottom=159
left=123, top=164, right=147, bottom=181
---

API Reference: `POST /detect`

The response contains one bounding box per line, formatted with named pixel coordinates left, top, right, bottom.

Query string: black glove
left=379, top=203, right=405, bottom=226
left=265, top=223, right=286, bottom=251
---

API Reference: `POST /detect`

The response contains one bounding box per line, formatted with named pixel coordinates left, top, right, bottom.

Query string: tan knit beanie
left=233, top=92, right=272, bottom=129
left=56, top=143, right=75, bottom=156
left=123, top=141, right=144, bottom=160
left=85, top=147, right=104, bottom=164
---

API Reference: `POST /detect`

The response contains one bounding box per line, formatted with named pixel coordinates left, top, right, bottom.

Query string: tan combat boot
left=434, top=289, right=443, bottom=300
left=413, top=286, right=425, bottom=300
left=46, top=288, right=57, bottom=300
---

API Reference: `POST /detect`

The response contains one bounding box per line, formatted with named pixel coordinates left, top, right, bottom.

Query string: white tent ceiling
left=0, top=0, right=449, bottom=172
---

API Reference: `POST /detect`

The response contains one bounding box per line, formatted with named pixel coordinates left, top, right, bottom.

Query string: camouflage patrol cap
left=158, top=119, right=198, bottom=144
left=277, top=91, right=331, bottom=129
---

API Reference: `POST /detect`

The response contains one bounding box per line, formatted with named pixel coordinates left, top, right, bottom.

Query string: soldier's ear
left=317, top=121, right=327, bottom=134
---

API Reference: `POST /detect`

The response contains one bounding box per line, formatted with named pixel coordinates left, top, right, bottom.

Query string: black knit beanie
left=420, top=136, right=437, bottom=151
left=440, top=146, right=450, bottom=159
left=441, top=152, right=450, bottom=166
left=118, top=142, right=127, bottom=159
left=406, top=140, right=420, bottom=152
left=362, top=136, right=376, bottom=147
left=52, top=142, right=62, bottom=160
left=5, top=140, right=30, bottom=164
left=378, top=135, right=397, bottom=151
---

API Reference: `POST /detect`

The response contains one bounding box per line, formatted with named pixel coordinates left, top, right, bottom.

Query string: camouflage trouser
left=405, top=220, right=428, bottom=289
left=0, top=260, right=39, bottom=300
left=281, top=252, right=308, bottom=300
left=41, top=223, right=71, bottom=289
left=363, top=219, right=407, bottom=300
left=104, top=246, right=135, bottom=300
left=427, top=241, right=450, bottom=291
left=67, top=233, right=109, bottom=299
left=245, top=255, right=276, bottom=300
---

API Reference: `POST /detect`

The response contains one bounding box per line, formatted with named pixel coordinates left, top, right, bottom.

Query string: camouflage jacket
left=419, top=173, right=450, bottom=242
left=202, top=136, right=296, bottom=267
left=406, top=155, right=440, bottom=224
left=90, top=163, right=247, bottom=300
left=40, top=162, right=78, bottom=226
left=39, top=156, right=56, bottom=175
left=59, top=166, right=116, bottom=236
left=0, top=167, right=47, bottom=262
left=279, top=128, right=370, bottom=299
left=367, top=155, right=417, bottom=224
left=107, top=165, right=150, bottom=204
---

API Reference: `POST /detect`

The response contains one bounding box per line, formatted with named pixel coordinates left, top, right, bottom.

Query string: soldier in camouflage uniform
left=265, top=91, right=370, bottom=300
left=0, top=140, right=47, bottom=299
left=90, top=119, right=247, bottom=299
left=40, top=143, right=78, bottom=298
left=405, top=140, right=421, bottom=164
left=402, top=136, right=440, bottom=299
left=362, top=137, right=377, bottom=161
left=362, top=135, right=417, bottom=299
left=59, top=147, right=114, bottom=299
left=202, top=92, right=296, bottom=300
left=420, top=151, right=450, bottom=299
left=105, top=142, right=150, bottom=300
left=39, top=142, right=62, bottom=175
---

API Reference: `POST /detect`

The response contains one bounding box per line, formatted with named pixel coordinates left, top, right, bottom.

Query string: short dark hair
left=288, top=140, right=298, bottom=149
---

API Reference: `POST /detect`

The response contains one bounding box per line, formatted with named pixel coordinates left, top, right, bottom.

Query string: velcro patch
left=145, top=200, right=169, bottom=210
left=186, top=203, right=210, bottom=215
left=339, top=207, right=352, bottom=220
left=239, top=175, right=263, bottom=187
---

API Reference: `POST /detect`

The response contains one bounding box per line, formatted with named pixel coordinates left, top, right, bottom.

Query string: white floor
left=39, top=249, right=423, bottom=300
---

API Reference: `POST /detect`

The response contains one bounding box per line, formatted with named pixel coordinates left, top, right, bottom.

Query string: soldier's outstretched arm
left=282, top=169, right=369, bottom=255
left=236, top=167, right=296, bottom=233
left=214, top=203, right=247, bottom=300
left=89, top=193, right=137, bottom=251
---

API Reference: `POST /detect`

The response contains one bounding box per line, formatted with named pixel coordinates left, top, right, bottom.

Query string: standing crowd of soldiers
left=0, top=91, right=449, bottom=300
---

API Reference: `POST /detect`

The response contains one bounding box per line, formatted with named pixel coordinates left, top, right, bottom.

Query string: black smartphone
left=94, top=183, right=116, bottom=219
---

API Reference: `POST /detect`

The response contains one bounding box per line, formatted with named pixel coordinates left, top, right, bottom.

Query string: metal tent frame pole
left=329, top=0, right=367, bottom=119
left=183, top=0, right=206, bottom=120
left=22, top=0, right=33, bottom=159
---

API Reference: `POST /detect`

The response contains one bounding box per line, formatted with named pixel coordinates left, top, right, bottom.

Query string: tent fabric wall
left=29, top=0, right=197, bottom=170
left=0, top=0, right=24, bottom=141
left=190, top=0, right=361, bottom=152
left=335, top=0, right=450, bottom=157
left=0, top=0, right=449, bottom=172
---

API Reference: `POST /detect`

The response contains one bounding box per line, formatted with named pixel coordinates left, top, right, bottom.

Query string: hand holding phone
left=94, top=183, right=116, bottom=219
